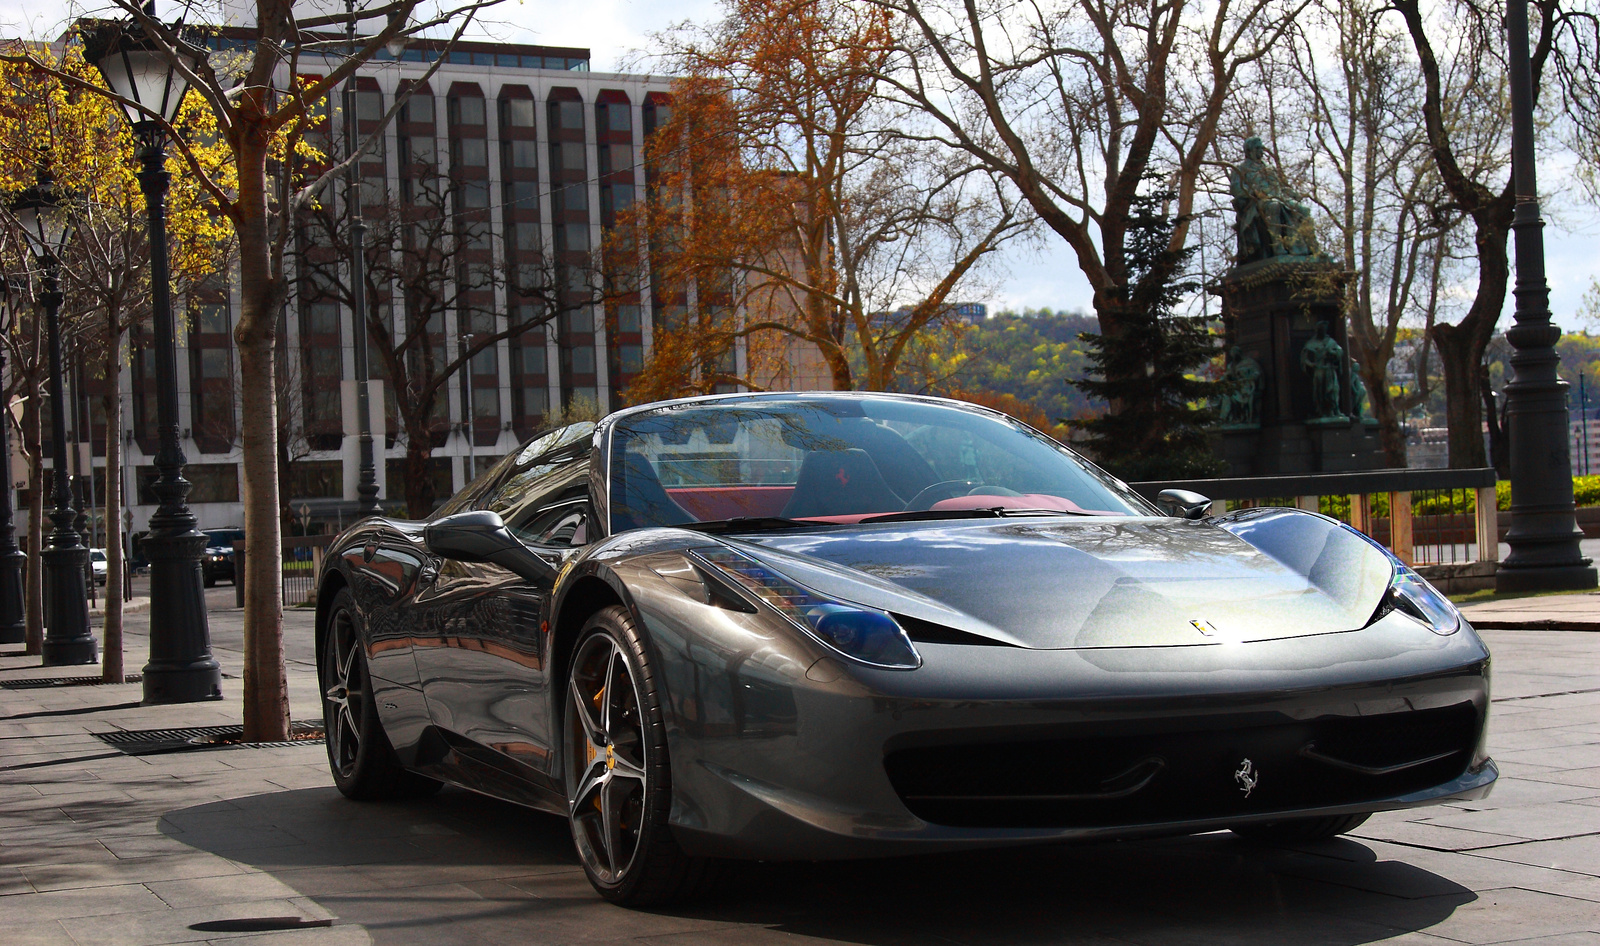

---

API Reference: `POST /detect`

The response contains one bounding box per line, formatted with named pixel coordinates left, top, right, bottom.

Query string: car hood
left=725, top=515, right=1393, bottom=649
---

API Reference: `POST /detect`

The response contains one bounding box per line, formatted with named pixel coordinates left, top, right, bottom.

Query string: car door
left=342, top=529, right=434, bottom=760
left=410, top=428, right=595, bottom=787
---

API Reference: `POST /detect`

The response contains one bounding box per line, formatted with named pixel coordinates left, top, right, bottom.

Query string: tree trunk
left=101, top=327, right=124, bottom=685
left=404, top=427, right=436, bottom=519
left=234, top=128, right=289, bottom=743
left=23, top=393, right=42, bottom=656
left=1364, top=363, right=1408, bottom=467
left=1433, top=321, right=1488, bottom=468
left=1428, top=222, right=1509, bottom=469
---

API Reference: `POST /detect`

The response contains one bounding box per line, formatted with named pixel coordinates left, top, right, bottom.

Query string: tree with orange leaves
left=623, top=0, right=1024, bottom=400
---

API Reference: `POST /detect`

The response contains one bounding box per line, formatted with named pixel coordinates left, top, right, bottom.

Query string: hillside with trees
left=905, top=308, right=1103, bottom=424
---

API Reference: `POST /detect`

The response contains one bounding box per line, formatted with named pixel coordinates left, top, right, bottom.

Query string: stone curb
left=1467, top=618, right=1600, bottom=631
left=89, top=595, right=151, bottom=617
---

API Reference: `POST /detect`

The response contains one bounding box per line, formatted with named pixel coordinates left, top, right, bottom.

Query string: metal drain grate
left=1, top=674, right=144, bottom=690
left=93, top=720, right=325, bottom=755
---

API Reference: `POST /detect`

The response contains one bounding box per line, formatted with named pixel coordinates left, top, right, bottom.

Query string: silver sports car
left=315, top=392, right=1494, bottom=905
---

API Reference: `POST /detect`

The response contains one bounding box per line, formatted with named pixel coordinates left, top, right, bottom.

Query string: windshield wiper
left=682, top=516, right=821, bottom=535
left=861, top=507, right=1094, bottom=524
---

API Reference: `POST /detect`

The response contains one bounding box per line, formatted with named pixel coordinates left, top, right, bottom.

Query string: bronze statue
left=1230, top=136, right=1318, bottom=264
left=1350, top=365, right=1370, bottom=420
left=1219, top=345, right=1262, bottom=426
left=1299, top=321, right=1344, bottom=419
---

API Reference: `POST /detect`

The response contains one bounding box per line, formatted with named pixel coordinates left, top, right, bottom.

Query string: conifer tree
left=1071, top=190, right=1224, bottom=481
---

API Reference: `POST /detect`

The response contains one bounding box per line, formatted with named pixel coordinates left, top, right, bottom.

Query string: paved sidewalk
left=1461, top=590, right=1600, bottom=631
left=2, top=596, right=1600, bottom=945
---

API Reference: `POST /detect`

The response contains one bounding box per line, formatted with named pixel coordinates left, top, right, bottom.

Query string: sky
left=3, top=0, right=1598, bottom=328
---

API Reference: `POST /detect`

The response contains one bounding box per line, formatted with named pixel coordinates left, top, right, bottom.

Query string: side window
left=510, top=499, right=591, bottom=547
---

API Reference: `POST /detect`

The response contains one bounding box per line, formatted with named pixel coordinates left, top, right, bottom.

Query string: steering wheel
left=903, top=480, right=978, bottom=511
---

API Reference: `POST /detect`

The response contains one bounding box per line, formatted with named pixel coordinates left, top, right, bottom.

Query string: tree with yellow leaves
left=0, top=43, right=232, bottom=679
left=7, top=0, right=507, bottom=740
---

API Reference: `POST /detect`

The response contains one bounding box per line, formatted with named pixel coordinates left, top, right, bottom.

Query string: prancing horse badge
left=1234, top=758, right=1259, bottom=797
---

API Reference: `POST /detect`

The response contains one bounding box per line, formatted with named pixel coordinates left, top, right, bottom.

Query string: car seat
left=780, top=448, right=903, bottom=519
left=612, top=452, right=694, bottom=532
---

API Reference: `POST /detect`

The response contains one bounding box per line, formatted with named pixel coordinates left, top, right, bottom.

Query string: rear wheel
left=321, top=588, right=441, bottom=801
left=1231, top=813, right=1371, bottom=844
left=564, top=605, right=716, bottom=906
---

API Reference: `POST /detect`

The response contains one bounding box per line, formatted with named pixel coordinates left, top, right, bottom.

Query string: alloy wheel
left=324, top=609, right=366, bottom=778
left=566, top=631, right=649, bottom=886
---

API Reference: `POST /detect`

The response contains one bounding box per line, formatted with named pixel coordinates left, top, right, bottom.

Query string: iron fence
left=233, top=534, right=336, bottom=608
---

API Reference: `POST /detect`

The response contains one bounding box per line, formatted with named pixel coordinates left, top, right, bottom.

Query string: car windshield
left=608, top=397, right=1151, bottom=533
left=90, top=550, right=106, bottom=563
left=204, top=530, right=244, bottom=547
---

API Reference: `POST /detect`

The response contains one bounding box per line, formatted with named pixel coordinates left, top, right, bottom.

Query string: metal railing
left=1130, top=468, right=1500, bottom=593
left=234, top=534, right=337, bottom=608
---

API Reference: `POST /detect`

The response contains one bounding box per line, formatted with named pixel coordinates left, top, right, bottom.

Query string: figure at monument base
left=1300, top=321, right=1345, bottom=421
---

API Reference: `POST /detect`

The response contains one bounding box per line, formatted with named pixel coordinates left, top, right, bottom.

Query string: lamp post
left=0, top=278, right=25, bottom=645
left=347, top=0, right=379, bottom=515
left=87, top=11, right=222, bottom=701
left=1495, top=0, right=1598, bottom=592
left=13, top=172, right=97, bottom=665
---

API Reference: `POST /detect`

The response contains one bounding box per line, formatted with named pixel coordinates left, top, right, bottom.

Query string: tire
left=563, top=605, right=717, bottom=906
left=321, top=587, right=441, bottom=801
left=1231, top=812, right=1371, bottom=844
left=203, top=571, right=215, bottom=588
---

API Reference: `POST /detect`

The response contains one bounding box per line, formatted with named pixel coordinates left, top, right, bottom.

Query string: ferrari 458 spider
left=315, top=392, right=1494, bottom=905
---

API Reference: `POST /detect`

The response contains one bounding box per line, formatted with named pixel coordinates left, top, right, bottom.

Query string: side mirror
left=1156, top=488, right=1212, bottom=521
left=424, top=509, right=558, bottom=582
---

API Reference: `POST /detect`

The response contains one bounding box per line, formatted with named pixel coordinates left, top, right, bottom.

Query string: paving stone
left=59, top=897, right=339, bottom=946
left=1443, top=776, right=1600, bottom=811
left=1351, top=817, right=1530, bottom=851
left=1, top=881, right=170, bottom=921
left=1387, top=887, right=1600, bottom=944
left=2, top=920, right=78, bottom=945
left=1479, top=835, right=1600, bottom=877
left=145, top=872, right=316, bottom=909
left=1416, top=802, right=1600, bottom=843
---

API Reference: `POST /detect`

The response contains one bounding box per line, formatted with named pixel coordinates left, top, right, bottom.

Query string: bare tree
left=1384, top=0, right=1600, bottom=467
left=1270, top=0, right=1467, bottom=465
left=632, top=0, right=1022, bottom=399
left=869, top=0, right=1306, bottom=397
left=297, top=149, right=605, bottom=516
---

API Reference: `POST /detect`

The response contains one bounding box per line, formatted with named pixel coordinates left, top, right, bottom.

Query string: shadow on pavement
left=160, top=786, right=1474, bottom=946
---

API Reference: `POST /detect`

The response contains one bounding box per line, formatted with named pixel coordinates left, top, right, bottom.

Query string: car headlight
left=691, top=547, right=921, bottom=670
left=1342, top=524, right=1460, bottom=635
left=1386, top=567, right=1461, bottom=635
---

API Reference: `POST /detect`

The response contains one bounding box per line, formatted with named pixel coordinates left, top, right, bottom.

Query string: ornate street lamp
left=86, top=11, right=222, bottom=701
left=0, top=277, right=26, bottom=646
left=347, top=0, right=379, bottom=515
left=12, top=172, right=97, bottom=665
left=1495, top=0, right=1598, bottom=592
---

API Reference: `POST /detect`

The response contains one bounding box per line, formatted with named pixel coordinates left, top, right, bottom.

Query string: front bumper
left=644, top=596, right=1494, bottom=861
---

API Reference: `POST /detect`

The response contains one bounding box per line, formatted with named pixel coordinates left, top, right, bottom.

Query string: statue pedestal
left=1214, top=259, right=1384, bottom=476
left=1216, top=419, right=1385, bottom=476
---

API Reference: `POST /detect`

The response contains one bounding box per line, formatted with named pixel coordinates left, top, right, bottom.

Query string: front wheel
left=1231, top=812, right=1371, bottom=844
left=564, top=606, right=716, bottom=906
left=321, top=588, right=441, bottom=801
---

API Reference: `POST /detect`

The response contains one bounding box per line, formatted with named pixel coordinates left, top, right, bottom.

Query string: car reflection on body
left=315, top=392, right=1494, bottom=906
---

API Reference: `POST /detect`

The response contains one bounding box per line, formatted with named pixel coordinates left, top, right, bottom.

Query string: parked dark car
left=202, top=528, right=244, bottom=587
left=314, top=392, right=1495, bottom=907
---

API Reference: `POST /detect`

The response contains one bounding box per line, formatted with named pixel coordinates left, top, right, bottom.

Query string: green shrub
left=1218, top=477, right=1598, bottom=521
